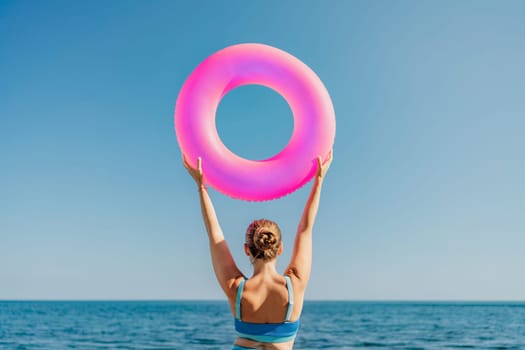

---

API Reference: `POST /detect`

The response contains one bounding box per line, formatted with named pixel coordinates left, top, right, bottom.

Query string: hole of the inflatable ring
left=216, top=84, right=294, bottom=161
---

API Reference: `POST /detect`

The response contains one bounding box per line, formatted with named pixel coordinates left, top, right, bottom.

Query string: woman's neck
left=251, top=259, right=278, bottom=276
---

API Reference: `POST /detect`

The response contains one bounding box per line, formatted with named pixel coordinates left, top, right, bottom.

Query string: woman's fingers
left=316, top=150, right=333, bottom=178
left=182, top=154, right=192, bottom=170
left=182, top=154, right=204, bottom=185
left=325, top=150, right=333, bottom=168
left=182, top=154, right=199, bottom=172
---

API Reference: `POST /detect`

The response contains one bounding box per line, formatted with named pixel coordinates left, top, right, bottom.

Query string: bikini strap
left=284, top=275, right=294, bottom=321
left=235, top=278, right=246, bottom=320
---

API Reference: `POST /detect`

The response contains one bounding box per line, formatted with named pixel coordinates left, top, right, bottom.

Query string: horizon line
left=1, top=299, right=524, bottom=303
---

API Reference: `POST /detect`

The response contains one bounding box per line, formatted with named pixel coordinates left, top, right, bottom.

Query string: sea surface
left=0, top=301, right=524, bottom=349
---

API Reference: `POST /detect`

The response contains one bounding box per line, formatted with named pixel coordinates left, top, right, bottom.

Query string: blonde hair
left=245, top=219, right=282, bottom=261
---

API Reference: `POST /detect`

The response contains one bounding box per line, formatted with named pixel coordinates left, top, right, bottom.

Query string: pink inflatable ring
left=175, top=43, right=335, bottom=201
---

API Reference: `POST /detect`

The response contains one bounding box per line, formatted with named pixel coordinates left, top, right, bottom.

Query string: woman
left=183, top=152, right=332, bottom=350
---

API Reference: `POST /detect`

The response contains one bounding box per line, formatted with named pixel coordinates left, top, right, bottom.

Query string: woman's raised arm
left=183, top=156, right=244, bottom=298
left=285, top=151, right=332, bottom=287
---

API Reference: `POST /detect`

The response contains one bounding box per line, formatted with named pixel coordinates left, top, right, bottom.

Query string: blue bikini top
left=234, top=275, right=300, bottom=343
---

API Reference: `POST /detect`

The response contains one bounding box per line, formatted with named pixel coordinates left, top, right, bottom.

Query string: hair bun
left=254, top=230, right=278, bottom=252
left=245, top=219, right=282, bottom=261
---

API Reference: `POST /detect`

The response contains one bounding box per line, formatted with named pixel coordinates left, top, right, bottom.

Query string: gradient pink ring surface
left=175, top=43, right=335, bottom=201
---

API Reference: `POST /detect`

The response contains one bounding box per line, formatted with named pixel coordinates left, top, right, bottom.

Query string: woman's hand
left=316, top=150, right=333, bottom=179
left=183, top=155, right=204, bottom=188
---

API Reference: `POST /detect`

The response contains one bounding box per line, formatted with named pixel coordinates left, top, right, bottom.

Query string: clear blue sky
left=1, top=1, right=523, bottom=300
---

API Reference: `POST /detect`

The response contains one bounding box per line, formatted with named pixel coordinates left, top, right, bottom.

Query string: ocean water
left=0, top=301, right=523, bottom=349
